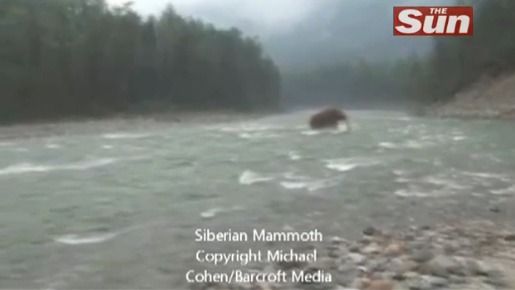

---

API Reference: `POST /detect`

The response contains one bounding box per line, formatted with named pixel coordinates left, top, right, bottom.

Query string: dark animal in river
left=309, top=108, right=350, bottom=130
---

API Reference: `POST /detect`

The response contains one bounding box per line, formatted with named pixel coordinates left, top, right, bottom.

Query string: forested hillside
left=283, top=0, right=515, bottom=109
left=427, top=0, right=515, bottom=101
left=0, top=0, right=281, bottom=123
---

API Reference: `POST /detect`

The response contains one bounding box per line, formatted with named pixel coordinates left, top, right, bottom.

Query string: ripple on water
left=325, top=157, right=377, bottom=172
left=200, top=206, right=244, bottom=219
left=490, top=186, right=515, bottom=195
left=0, top=158, right=117, bottom=176
left=301, top=130, right=321, bottom=136
left=45, top=143, right=62, bottom=149
left=394, top=188, right=431, bottom=198
left=279, top=172, right=339, bottom=192
left=102, top=132, right=151, bottom=139
left=288, top=151, right=302, bottom=160
left=301, top=126, right=349, bottom=136
left=216, top=124, right=279, bottom=133
left=54, top=232, right=118, bottom=245
left=378, top=140, right=433, bottom=149
left=0, top=142, right=16, bottom=147
left=238, top=132, right=279, bottom=139
left=280, top=179, right=338, bottom=192
left=238, top=170, right=274, bottom=185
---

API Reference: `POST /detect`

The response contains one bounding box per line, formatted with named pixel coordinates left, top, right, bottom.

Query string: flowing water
left=1, top=110, right=515, bottom=289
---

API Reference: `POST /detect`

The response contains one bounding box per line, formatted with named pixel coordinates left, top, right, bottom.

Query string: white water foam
left=378, top=140, right=432, bottom=149
left=45, top=143, right=62, bottom=149
left=238, top=170, right=274, bottom=185
left=280, top=172, right=338, bottom=192
left=54, top=220, right=174, bottom=246
left=280, top=181, right=308, bottom=190
left=102, top=133, right=151, bottom=139
left=288, top=151, right=302, bottom=161
left=280, top=179, right=337, bottom=192
left=378, top=142, right=397, bottom=149
left=394, top=189, right=430, bottom=198
left=301, top=125, right=349, bottom=136
left=394, top=171, right=470, bottom=193
left=325, top=157, right=377, bottom=172
left=452, top=136, right=467, bottom=141
left=462, top=171, right=511, bottom=182
left=238, top=132, right=278, bottom=139
left=421, top=176, right=469, bottom=190
left=66, top=158, right=116, bottom=170
left=326, top=162, right=358, bottom=172
left=0, top=158, right=117, bottom=176
left=334, top=123, right=350, bottom=133
left=200, top=206, right=244, bottom=219
left=301, top=130, right=322, bottom=136
left=55, top=232, right=118, bottom=245
left=200, top=207, right=223, bottom=219
left=0, top=163, right=51, bottom=175
left=217, top=124, right=279, bottom=133
left=490, top=186, right=515, bottom=195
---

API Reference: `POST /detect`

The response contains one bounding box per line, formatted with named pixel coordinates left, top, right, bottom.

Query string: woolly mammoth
left=309, top=108, right=349, bottom=130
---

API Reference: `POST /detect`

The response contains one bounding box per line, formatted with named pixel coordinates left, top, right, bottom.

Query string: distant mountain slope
left=430, top=73, right=515, bottom=118
left=262, top=0, right=454, bottom=70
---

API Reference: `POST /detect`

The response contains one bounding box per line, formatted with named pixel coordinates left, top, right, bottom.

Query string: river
left=1, top=110, right=514, bottom=289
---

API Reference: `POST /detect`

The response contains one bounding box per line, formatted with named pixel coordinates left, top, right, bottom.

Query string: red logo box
left=394, top=6, right=473, bottom=36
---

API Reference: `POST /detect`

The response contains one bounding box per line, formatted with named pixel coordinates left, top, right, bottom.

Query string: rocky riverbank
left=427, top=74, right=515, bottom=120
left=202, top=221, right=515, bottom=290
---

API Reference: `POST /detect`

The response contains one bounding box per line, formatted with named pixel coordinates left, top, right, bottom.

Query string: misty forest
left=1, top=0, right=515, bottom=123
left=284, top=0, right=515, bottom=108
left=0, top=0, right=280, bottom=123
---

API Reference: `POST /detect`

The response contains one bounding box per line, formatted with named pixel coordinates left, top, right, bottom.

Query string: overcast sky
left=106, top=0, right=323, bottom=36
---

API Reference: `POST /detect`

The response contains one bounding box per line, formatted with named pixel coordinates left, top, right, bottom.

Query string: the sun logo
left=394, top=6, right=474, bottom=36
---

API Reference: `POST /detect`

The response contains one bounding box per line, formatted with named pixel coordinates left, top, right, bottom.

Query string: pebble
left=466, top=259, right=502, bottom=277
left=332, top=286, right=359, bottom=290
left=328, top=245, right=347, bottom=258
left=485, top=275, right=508, bottom=287
left=331, top=236, right=347, bottom=245
left=504, top=233, right=515, bottom=241
left=411, top=249, right=434, bottom=263
left=309, top=257, right=336, bottom=271
left=347, top=253, right=366, bottom=265
left=422, top=275, right=449, bottom=287
left=368, top=258, right=389, bottom=272
left=407, top=279, right=431, bottom=290
left=420, top=255, right=461, bottom=277
left=384, top=242, right=404, bottom=256
left=363, top=226, right=379, bottom=236
left=275, top=259, right=306, bottom=270
left=333, top=273, right=356, bottom=287
left=337, top=260, right=357, bottom=274
left=362, top=243, right=381, bottom=255
left=365, top=279, right=394, bottom=290
left=489, top=206, right=501, bottom=213
left=449, top=275, right=467, bottom=284
left=349, top=243, right=361, bottom=253
left=390, top=258, right=418, bottom=279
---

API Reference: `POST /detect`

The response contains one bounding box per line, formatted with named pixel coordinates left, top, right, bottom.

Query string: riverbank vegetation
left=0, top=0, right=281, bottom=123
